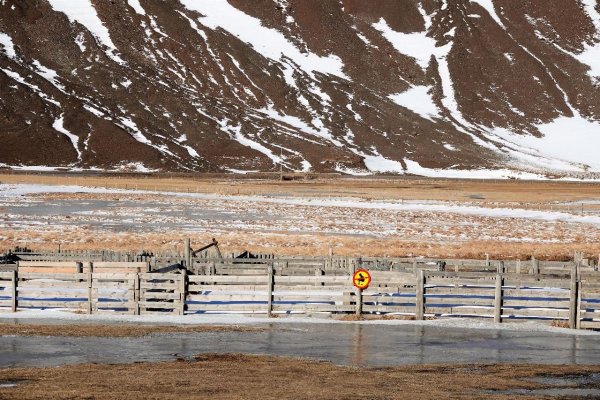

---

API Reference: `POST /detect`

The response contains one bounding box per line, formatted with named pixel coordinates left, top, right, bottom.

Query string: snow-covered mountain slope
left=0, top=0, right=599, bottom=178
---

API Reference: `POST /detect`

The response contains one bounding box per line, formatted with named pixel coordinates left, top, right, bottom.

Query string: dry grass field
left=0, top=323, right=260, bottom=337
left=1, top=172, right=600, bottom=260
left=1, top=353, right=599, bottom=400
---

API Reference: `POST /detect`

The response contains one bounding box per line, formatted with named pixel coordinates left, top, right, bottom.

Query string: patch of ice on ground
left=0, top=310, right=597, bottom=336
left=2, top=183, right=600, bottom=228
left=179, top=0, right=347, bottom=79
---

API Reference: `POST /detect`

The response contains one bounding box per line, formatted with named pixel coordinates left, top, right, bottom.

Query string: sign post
left=352, top=269, right=371, bottom=316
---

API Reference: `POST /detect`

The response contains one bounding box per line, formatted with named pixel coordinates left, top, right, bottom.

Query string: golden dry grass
left=0, top=323, right=261, bottom=338
left=2, top=228, right=598, bottom=261
left=2, top=173, right=600, bottom=260
left=1, top=353, right=599, bottom=399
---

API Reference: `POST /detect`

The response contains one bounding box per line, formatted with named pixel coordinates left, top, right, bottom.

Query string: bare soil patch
left=1, top=353, right=599, bottom=399
left=0, top=323, right=261, bottom=338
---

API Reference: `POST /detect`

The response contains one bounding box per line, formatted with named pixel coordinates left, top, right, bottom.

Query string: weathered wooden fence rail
left=2, top=264, right=600, bottom=329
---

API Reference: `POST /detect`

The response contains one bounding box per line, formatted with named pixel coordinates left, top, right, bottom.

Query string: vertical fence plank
left=416, top=270, right=424, bottom=320
left=179, top=270, right=187, bottom=315
left=576, top=279, right=582, bottom=330
left=267, top=263, right=274, bottom=317
left=134, top=273, right=140, bottom=315
left=184, top=238, right=191, bottom=268
left=11, top=270, right=17, bottom=312
left=87, top=272, right=93, bottom=315
left=570, top=266, right=578, bottom=329
left=494, top=274, right=503, bottom=323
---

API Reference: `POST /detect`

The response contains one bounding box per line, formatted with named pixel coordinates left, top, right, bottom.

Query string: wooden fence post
left=576, top=279, right=582, bottom=329
left=494, top=274, right=503, bottom=323
left=134, top=273, right=140, bottom=315
left=497, top=261, right=504, bottom=274
left=179, top=270, right=187, bottom=315
left=87, top=272, right=93, bottom=315
left=531, top=257, right=539, bottom=275
left=516, top=260, right=521, bottom=274
left=184, top=238, right=191, bottom=268
left=355, top=288, right=362, bottom=316
left=267, top=263, right=274, bottom=317
left=11, top=270, right=17, bottom=313
left=416, top=270, right=424, bottom=320
left=569, top=266, right=578, bottom=329
left=485, top=253, right=490, bottom=267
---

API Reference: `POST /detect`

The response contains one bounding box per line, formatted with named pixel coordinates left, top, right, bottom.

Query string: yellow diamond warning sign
left=352, top=269, right=371, bottom=290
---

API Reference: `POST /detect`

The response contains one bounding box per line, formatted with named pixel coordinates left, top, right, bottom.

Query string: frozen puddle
left=2, top=322, right=600, bottom=368
left=485, top=374, right=600, bottom=397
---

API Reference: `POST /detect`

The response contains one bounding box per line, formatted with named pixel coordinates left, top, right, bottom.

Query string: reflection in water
left=0, top=323, right=598, bottom=368
left=351, top=324, right=365, bottom=366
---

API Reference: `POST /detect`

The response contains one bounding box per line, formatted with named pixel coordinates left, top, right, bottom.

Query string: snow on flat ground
left=0, top=309, right=597, bottom=336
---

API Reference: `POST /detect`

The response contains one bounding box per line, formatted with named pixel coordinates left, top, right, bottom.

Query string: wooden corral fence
left=2, top=260, right=600, bottom=330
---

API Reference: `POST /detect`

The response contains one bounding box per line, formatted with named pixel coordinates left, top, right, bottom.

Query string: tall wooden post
left=497, top=261, right=505, bottom=274
left=355, top=288, right=363, bottom=316
left=87, top=272, right=93, bottom=315
left=494, top=274, right=503, bottom=323
left=267, top=263, right=274, bottom=317
left=184, top=238, right=191, bottom=268
left=569, top=266, right=578, bottom=329
left=134, top=273, right=140, bottom=315
left=11, top=270, right=17, bottom=313
left=416, top=270, right=425, bottom=320
left=179, top=270, right=187, bottom=315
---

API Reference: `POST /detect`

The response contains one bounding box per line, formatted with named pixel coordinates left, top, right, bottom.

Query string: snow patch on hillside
left=0, top=31, right=16, bottom=59
left=490, top=117, right=600, bottom=171
left=52, top=115, right=82, bottom=162
left=388, top=85, right=440, bottom=120
left=258, top=107, right=343, bottom=147
left=403, top=159, right=545, bottom=180
left=372, top=18, right=436, bottom=69
left=47, top=0, right=125, bottom=65
left=32, top=59, right=66, bottom=92
left=119, top=117, right=152, bottom=145
left=578, top=0, right=600, bottom=79
left=127, top=0, right=146, bottom=15
left=363, top=154, right=404, bottom=173
left=1, top=68, right=60, bottom=107
left=179, top=0, right=347, bottom=79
